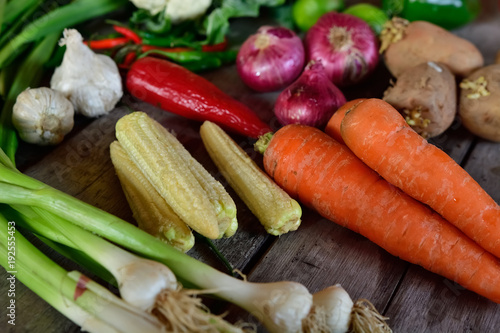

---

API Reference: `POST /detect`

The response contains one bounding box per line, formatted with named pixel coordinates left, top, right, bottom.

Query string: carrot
left=260, top=124, right=500, bottom=303
left=325, top=98, right=366, bottom=143
left=339, top=98, right=500, bottom=259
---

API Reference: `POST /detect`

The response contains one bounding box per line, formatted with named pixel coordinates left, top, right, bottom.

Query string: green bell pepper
left=382, top=0, right=481, bottom=30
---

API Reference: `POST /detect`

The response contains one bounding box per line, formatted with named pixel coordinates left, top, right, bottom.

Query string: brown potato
left=459, top=64, right=500, bottom=142
left=383, top=61, right=457, bottom=139
left=381, top=19, right=483, bottom=78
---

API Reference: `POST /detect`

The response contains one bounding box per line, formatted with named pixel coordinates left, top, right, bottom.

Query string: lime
left=292, top=0, right=345, bottom=31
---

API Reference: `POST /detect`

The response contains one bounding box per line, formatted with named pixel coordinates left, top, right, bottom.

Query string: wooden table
left=1, top=1, right=500, bottom=332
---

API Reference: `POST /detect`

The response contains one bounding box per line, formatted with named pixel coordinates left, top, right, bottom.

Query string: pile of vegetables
left=81, top=0, right=292, bottom=71
left=0, top=144, right=392, bottom=332
left=0, top=0, right=129, bottom=163
left=1, top=0, right=499, bottom=331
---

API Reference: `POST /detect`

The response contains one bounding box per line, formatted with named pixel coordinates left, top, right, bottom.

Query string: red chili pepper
left=119, top=52, right=137, bottom=69
left=201, top=38, right=228, bottom=52
left=113, top=25, right=142, bottom=44
left=126, top=57, right=272, bottom=138
left=86, top=37, right=129, bottom=49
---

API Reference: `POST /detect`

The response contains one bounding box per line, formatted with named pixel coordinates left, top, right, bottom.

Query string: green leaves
left=203, top=0, right=286, bottom=44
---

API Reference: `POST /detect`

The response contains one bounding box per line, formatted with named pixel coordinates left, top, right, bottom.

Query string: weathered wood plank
left=385, top=265, right=500, bottom=333
left=464, top=139, right=500, bottom=203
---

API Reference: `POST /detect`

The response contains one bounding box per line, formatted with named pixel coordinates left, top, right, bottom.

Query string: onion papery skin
left=274, top=61, right=346, bottom=128
left=305, top=12, right=379, bottom=87
left=236, top=26, right=305, bottom=92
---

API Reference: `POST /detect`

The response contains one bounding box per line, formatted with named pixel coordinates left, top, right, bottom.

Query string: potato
left=459, top=64, right=500, bottom=142
left=383, top=61, right=457, bottom=139
left=380, top=18, right=483, bottom=78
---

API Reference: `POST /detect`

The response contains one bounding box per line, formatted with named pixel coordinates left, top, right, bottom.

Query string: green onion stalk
left=0, top=148, right=313, bottom=333
left=7, top=204, right=248, bottom=332
left=0, top=214, right=169, bottom=333
left=1, top=0, right=42, bottom=30
left=0, top=32, right=60, bottom=165
left=0, top=0, right=6, bottom=34
left=0, top=0, right=129, bottom=69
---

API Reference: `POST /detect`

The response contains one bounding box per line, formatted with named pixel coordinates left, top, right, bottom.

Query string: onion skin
left=274, top=61, right=346, bottom=128
left=305, top=12, right=379, bottom=87
left=236, top=26, right=305, bottom=92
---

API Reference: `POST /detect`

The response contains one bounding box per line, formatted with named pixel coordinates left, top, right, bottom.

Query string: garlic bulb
left=12, top=87, right=74, bottom=146
left=129, top=0, right=212, bottom=24
left=50, top=29, right=123, bottom=118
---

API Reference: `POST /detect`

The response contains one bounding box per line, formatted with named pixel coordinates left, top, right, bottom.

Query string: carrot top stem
left=379, top=17, right=409, bottom=53
left=254, top=132, right=274, bottom=154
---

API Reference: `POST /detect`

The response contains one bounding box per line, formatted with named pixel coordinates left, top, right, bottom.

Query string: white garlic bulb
left=12, top=87, right=74, bottom=146
left=50, top=29, right=123, bottom=118
left=129, top=0, right=212, bottom=24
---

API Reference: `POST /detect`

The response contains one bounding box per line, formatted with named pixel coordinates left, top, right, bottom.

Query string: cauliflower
left=130, top=0, right=212, bottom=24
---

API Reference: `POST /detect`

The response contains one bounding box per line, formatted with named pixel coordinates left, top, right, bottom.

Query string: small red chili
left=201, top=38, right=228, bottom=52
left=113, top=25, right=142, bottom=44
left=86, top=37, right=129, bottom=50
left=119, top=52, right=137, bottom=69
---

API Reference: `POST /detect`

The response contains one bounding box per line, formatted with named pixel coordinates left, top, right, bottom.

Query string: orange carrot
left=261, top=124, right=500, bottom=303
left=340, top=98, right=500, bottom=259
left=325, top=98, right=366, bottom=143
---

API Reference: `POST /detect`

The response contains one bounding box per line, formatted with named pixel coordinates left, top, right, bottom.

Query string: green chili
left=138, top=49, right=237, bottom=72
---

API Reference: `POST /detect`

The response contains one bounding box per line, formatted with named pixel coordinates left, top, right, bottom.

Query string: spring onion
left=0, top=0, right=5, bottom=33
left=0, top=148, right=313, bottom=332
left=0, top=215, right=167, bottom=333
left=0, top=32, right=60, bottom=164
left=11, top=204, right=247, bottom=332
left=2, top=0, right=42, bottom=29
left=0, top=0, right=128, bottom=69
left=0, top=137, right=390, bottom=331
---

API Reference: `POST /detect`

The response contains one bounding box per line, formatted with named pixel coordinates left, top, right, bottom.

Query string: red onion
left=274, top=61, right=346, bottom=128
left=236, top=26, right=305, bottom=92
left=305, top=12, right=379, bottom=87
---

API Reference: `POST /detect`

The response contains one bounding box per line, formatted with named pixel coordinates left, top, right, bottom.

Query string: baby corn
left=114, top=112, right=236, bottom=239
left=110, top=141, right=195, bottom=252
left=200, top=121, right=302, bottom=236
left=153, top=119, right=237, bottom=238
